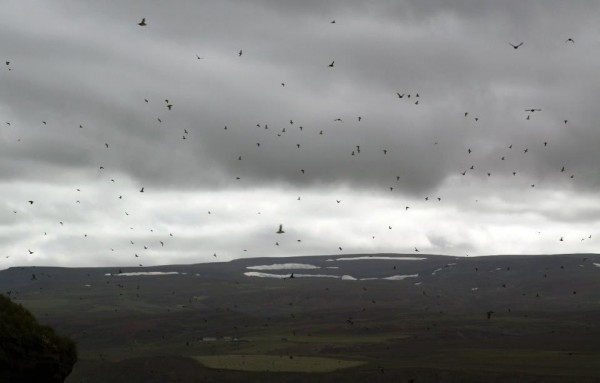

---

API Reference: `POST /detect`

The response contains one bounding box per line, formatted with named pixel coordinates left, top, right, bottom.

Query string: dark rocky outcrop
left=0, top=294, right=77, bottom=383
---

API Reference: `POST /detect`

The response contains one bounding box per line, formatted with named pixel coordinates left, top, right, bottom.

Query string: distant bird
left=238, top=50, right=243, bottom=56
left=28, top=201, right=33, bottom=205
left=565, top=38, right=575, bottom=43
left=330, top=20, right=336, bottom=24
left=328, top=61, right=335, bottom=67
left=486, top=310, right=495, bottom=319
left=560, top=237, right=564, bottom=241
left=196, top=55, right=204, bottom=60
left=525, top=109, right=542, bottom=113
left=509, top=42, right=523, bottom=49
left=396, top=93, right=405, bottom=98
left=138, top=18, right=147, bottom=26
left=28, top=249, right=34, bottom=254
left=414, top=247, right=419, bottom=252
left=276, top=224, right=285, bottom=234
left=140, top=187, right=144, bottom=193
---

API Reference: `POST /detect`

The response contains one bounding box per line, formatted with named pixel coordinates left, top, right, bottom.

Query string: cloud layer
left=1, top=1, right=599, bottom=268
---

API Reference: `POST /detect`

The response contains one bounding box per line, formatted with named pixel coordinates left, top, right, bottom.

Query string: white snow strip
left=341, top=275, right=357, bottom=280
left=382, top=274, right=419, bottom=281
left=243, top=272, right=339, bottom=279
left=105, top=272, right=180, bottom=276
left=593, top=263, right=600, bottom=268
left=246, top=263, right=320, bottom=270
left=334, top=256, right=426, bottom=261
left=432, top=268, right=443, bottom=275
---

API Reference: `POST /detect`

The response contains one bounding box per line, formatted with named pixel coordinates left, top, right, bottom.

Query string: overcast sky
left=1, top=0, right=599, bottom=269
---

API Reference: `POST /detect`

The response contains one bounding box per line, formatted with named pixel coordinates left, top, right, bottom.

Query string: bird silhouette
left=565, top=38, right=575, bottom=43
left=138, top=18, right=147, bottom=26
left=328, top=61, right=335, bottom=67
left=509, top=42, right=523, bottom=49
left=276, top=224, right=285, bottom=234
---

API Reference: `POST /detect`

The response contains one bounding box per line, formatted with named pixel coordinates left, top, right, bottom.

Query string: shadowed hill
left=0, top=294, right=77, bottom=383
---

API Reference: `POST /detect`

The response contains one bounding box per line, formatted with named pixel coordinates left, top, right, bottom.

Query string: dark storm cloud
left=2, top=0, right=600, bottom=196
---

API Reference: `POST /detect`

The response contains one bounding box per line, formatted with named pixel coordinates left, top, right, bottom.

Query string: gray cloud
left=1, top=0, right=599, bottom=268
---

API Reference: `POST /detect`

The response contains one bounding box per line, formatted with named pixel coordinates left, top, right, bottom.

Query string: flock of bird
left=0, top=15, right=594, bottom=269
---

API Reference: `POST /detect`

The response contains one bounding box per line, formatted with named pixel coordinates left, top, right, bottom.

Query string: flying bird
left=276, top=224, right=285, bottom=234
left=509, top=42, right=523, bottom=49
left=140, top=187, right=144, bottom=193
left=565, top=38, right=575, bottom=43
left=138, top=18, right=147, bottom=26
left=238, top=50, right=243, bottom=56
left=328, top=61, right=335, bottom=67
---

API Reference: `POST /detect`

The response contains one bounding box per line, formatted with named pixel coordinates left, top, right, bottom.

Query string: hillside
left=1, top=253, right=599, bottom=382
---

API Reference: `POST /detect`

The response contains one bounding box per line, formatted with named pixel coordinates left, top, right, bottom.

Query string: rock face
left=0, top=294, right=77, bottom=383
